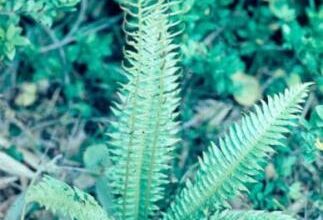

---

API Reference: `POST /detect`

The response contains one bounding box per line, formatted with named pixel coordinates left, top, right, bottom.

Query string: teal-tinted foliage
left=0, top=0, right=321, bottom=220
left=0, top=0, right=80, bottom=60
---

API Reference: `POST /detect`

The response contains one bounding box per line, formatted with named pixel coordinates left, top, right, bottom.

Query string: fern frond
left=164, top=83, right=311, bottom=219
left=26, top=175, right=110, bottom=220
left=211, top=210, right=296, bottom=220
left=108, top=0, right=181, bottom=219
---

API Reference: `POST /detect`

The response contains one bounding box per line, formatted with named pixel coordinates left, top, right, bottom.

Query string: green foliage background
left=0, top=0, right=322, bottom=219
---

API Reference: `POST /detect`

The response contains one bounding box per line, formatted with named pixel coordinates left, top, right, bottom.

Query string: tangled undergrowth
left=0, top=0, right=322, bottom=219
